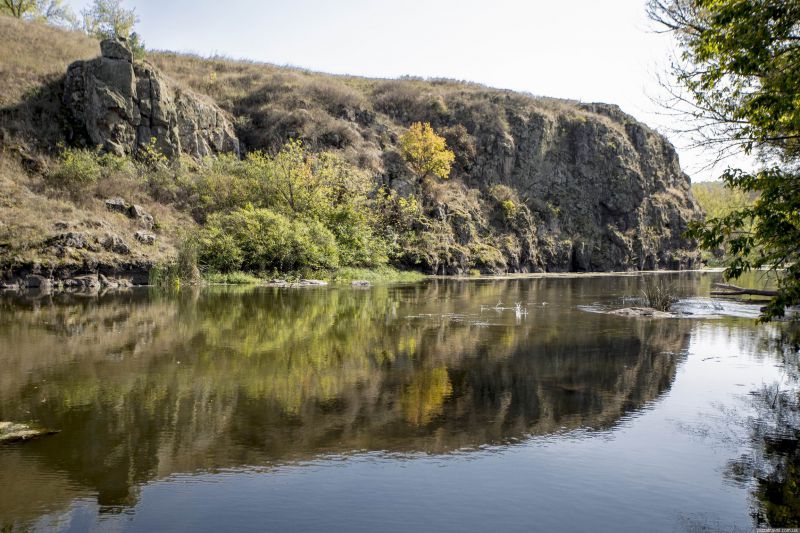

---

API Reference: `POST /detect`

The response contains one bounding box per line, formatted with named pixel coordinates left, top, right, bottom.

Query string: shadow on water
left=0, top=276, right=698, bottom=527
left=723, top=324, right=800, bottom=527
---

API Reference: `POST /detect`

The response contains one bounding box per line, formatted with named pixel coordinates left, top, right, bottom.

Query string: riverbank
left=203, top=267, right=427, bottom=286
left=1, top=266, right=735, bottom=293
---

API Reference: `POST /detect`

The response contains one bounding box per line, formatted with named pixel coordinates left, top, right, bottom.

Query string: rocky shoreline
left=1, top=256, right=153, bottom=290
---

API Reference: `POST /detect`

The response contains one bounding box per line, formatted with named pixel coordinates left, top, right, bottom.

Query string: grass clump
left=46, top=146, right=137, bottom=199
left=641, top=279, right=678, bottom=312
left=150, top=238, right=202, bottom=288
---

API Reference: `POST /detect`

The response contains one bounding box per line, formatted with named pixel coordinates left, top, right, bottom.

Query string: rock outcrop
left=0, top=16, right=702, bottom=277
left=374, top=99, right=703, bottom=273
left=440, top=101, right=703, bottom=273
left=141, top=57, right=703, bottom=273
left=63, top=38, right=239, bottom=159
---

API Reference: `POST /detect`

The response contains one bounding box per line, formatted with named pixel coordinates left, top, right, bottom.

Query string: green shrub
left=326, top=206, right=388, bottom=267
left=292, top=217, right=340, bottom=270
left=469, top=242, right=507, bottom=271
left=192, top=169, right=260, bottom=220
left=47, top=147, right=103, bottom=191
left=500, top=199, right=517, bottom=221
left=197, top=206, right=341, bottom=273
left=47, top=147, right=136, bottom=196
left=196, top=225, right=243, bottom=272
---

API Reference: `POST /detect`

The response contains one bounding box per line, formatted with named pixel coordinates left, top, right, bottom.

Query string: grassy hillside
left=0, top=16, right=701, bottom=284
left=146, top=51, right=598, bottom=172
left=0, top=18, right=197, bottom=278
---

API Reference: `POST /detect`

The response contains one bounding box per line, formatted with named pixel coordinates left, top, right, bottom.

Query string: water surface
left=0, top=272, right=791, bottom=532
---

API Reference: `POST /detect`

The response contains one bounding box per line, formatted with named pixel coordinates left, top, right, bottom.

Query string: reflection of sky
left=27, top=320, right=786, bottom=533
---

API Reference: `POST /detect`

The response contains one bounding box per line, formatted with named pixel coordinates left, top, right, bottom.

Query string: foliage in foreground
left=650, top=0, right=800, bottom=321
left=691, top=181, right=757, bottom=264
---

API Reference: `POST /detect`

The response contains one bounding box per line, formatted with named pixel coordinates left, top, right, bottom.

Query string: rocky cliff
left=63, top=38, right=239, bottom=159
left=0, top=18, right=701, bottom=278
left=140, top=51, right=702, bottom=273
left=147, top=53, right=702, bottom=273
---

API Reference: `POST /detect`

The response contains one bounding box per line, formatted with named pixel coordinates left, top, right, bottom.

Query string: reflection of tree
left=0, top=280, right=692, bottom=525
left=727, top=324, right=800, bottom=527
left=401, top=366, right=453, bottom=425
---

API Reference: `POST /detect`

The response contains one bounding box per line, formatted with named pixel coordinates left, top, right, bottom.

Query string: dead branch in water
left=711, top=283, right=777, bottom=297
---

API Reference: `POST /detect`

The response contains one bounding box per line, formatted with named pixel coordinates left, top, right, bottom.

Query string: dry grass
left=147, top=47, right=594, bottom=162
left=641, top=279, right=678, bottom=312
left=0, top=156, right=194, bottom=269
left=0, top=16, right=98, bottom=151
left=0, top=16, right=97, bottom=107
left=0, top=16, right=599, bottom=167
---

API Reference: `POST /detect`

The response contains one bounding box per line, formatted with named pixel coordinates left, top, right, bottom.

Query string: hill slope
left=0, top=17, right=701, bottom=283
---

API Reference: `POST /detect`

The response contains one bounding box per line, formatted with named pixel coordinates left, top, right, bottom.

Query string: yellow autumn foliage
left=399, top=122, right=455, bottom=182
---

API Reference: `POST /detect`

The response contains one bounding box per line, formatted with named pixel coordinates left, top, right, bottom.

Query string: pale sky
left=70, top=0, right=742, bottom=181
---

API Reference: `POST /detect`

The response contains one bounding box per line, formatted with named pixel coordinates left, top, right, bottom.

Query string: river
left=0, top=272, right=795, bottom=532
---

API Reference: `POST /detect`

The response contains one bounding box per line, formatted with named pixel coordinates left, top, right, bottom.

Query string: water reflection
left=723, top=324, right=800, bottom=527
left=0, top=275, right=721, bottom=528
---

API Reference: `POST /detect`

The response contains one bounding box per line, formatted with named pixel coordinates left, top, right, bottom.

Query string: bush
left=326, top=206, right=388, bottom=267
left=47, top=147, right=135, bottom=197
left=196, top=224, right=243, bottom=272
left=150, top=237, right=201, bottom=288
left=290, top=216, right=340, bottom=271
left=47, top=147, right=103, bottom=192
left=197, top=206, right=340, bottom=273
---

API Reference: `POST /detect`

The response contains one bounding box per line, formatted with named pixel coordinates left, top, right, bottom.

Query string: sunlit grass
left=328, top=266, right=427, bottom=283
left=203, top=271, right=264, bottom=285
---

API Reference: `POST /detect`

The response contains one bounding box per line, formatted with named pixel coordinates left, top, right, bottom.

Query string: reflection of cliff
left=0, top=281, right=690, bottom=521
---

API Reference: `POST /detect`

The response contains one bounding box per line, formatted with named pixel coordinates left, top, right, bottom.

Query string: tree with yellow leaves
left=399, top=122, right=455, bottom=183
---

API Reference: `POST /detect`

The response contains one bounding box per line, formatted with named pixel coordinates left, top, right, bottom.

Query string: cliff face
left=143, top=54, right=702, bottom=273
left=411, top=99, right=700, bottom=272
left=0, top=18, right=701, bottom=276
left=459, top=100, right=700, bottom=272
left=63, top=39, right=239, bottom=159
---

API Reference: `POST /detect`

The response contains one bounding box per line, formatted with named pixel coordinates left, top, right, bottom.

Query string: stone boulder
left=63, top=274, right=101, bottom=291
left=101, top=233, right=131, bottom=255
left=0, top=422, right=59, bottom=443
left=46, top=231, right=89, bottom=250
left=64, top=37, right=239, bottom=159
left=25, top=275, right=51, bottom=290
left=134, top=231, right=156, bottom=245
left=104, top=197, right=128, bottom=214
left=105, top=197, right=155, bottom=229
